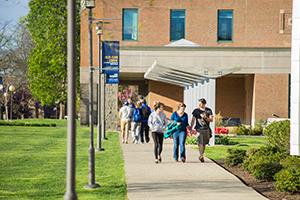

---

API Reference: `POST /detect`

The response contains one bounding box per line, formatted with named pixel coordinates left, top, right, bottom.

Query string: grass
left=205, top=136, right=267, bottom=160
left=0, top=120, right=126, bottom=200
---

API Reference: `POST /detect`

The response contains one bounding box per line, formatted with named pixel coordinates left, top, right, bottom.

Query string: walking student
left=140, top=99, right=151, bottom=143
left=170, top=103, right=189, bottom=163
left=148, top=102, right=167, bottom=163
left=119, top=101, right=133, bottom=144
left=190, top=98, right=213, bottom=162
left=131, top=101, right=142, bottom=144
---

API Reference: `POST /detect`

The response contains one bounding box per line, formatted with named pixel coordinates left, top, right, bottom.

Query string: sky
left=0, top=0, right=29, bottom=25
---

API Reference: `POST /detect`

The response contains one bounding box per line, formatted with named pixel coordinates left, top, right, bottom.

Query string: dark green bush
left=0, top=121, right=57, bottom=127
left=274, top=156, right=300, bottom=193
left=236, top=125, right=250, bottom=135
left=243, top=146, right=283, bottom=180
left=236, top=122, right=264, bottom=136
left=225, top=149, right=246, bottom=166
left=264, top=120, right=290, bottom=153
left=215, top=135, right=231, bottom=145
left=250, top=122, right=264, bottom=135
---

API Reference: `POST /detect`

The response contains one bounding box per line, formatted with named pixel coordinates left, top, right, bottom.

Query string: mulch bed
left=214, top=159, right=300, bottom=200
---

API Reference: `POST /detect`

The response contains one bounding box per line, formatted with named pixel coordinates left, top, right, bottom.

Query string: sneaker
left=155, top=159, right=159, bottom=164
left=145, top=137, right=150, bottom=143
left=199, top=156, right=204, bottom=163
left=181, top=158, right=186, bottom=163
left=158, top=156, right=162, bottom=163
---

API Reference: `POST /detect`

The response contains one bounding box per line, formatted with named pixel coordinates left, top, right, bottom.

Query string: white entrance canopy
left=144, top=60, right=240, bottom=87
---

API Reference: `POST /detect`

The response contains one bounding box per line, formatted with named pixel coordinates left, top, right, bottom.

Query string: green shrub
left=250, top=122, right=264, bottom=135
left=215, top=135, right=230, bottom=145
left=0, top=121, right=56, bottom=127
left=236, top=123, right=264, bottom=136
left=243, top=146, right=283, bottom=180
left=225, top=149, right=246, bottom=166
left=274, top=156, right=300, bottom=193
left=236, top=125, right=251, bottom=135
left=186, top=136, right=197, bottom=145
left=264, top=120, right=290, bottom=153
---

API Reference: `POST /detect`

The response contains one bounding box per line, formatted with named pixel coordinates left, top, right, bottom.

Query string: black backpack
left=141, top=106, right=151, bottom=118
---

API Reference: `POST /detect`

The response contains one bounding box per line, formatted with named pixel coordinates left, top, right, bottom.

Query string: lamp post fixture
left=84, top=0, right=100, bottom=189
left=8, top=85, right=15, bottom=120
left=3, top=92, right=8, bottom=120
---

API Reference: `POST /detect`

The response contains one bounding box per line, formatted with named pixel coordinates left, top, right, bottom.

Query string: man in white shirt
left=119, top=102, right=133, bottom=144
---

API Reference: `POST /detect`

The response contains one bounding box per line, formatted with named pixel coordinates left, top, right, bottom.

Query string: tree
left=25, top=0, right=80, bottom=119
left=0, top=22, right=34, bottom=120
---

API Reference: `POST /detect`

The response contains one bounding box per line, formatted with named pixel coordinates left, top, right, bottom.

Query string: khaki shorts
left=197, top=129, right=210, bottom=145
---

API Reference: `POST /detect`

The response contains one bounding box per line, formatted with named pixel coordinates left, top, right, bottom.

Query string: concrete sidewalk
left=122, top=139, right=268, bottom=200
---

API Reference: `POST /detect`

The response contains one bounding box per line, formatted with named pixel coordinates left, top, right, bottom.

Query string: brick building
left=80, top=0, right=292, bottom=130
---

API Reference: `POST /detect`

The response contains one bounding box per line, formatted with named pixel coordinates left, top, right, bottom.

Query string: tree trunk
left=59, top=102, right=65, bottom=119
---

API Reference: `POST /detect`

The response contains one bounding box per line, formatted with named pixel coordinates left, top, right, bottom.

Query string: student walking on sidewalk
left=131, top=101, right=142, bottom=144
left=148, top=102, right=168, bottom=163
left=119, top=101, right=133, bottom=144
left=190, top=98, right=213, bottom=162
left=170, top=103, right=189, bottom=163
left=140, top=99, right=151, bottom=143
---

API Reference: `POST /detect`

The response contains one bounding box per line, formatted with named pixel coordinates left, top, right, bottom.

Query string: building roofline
left=120, top=46, right=291, bottom=52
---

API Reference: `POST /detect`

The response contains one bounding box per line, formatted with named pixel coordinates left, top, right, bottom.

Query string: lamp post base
left=96, top=148, right=105, bottom=152
left=64, top=191, right=78, bottom=200
left=84, top=183, right=100, bottom=189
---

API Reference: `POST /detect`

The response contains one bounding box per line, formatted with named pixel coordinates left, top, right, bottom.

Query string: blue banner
left=105, top=71, right=119, bottom=84
left=102, top=41, right=119, bottom=84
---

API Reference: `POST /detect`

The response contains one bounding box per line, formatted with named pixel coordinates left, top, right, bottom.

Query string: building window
left=218, top=10, right=233, bottom=41
left=122, top=9, right=138, bottom=40
left=170, top=9, right=185, bottom=41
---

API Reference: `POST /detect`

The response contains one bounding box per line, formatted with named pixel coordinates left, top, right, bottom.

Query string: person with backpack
left=148, top=102, right=168, bottom=163
left=189, top=98, right=213, bottom=162
left=170, top=103, right=189, bottom=163
left=140, top=99, right=151, bottom=143
left=131, top=101, right=142, bottom=144
left=119, top=101, right=133, bottom=144
left=127, top=98, right=135, bottom=137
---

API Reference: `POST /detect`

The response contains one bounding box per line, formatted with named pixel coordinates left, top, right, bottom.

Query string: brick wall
left=253, top=74, right=289, bottom=121
left=216, top=75, right=247, bottom=123
left=80, top=0, right=292, bottom=68
left=148, top=80, right=184, bottom=119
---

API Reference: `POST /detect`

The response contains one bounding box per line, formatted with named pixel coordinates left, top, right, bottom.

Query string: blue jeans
left=173, top=131, right=187, bottom=161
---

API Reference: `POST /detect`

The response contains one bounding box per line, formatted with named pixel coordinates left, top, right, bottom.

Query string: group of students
left=119, top=98, right=151, bottom=144
left=119, top=97, right=213, bottom=163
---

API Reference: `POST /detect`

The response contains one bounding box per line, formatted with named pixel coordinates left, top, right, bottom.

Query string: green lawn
left=205, top=136, right=267, bottom=160
left=0, top=119, right=126, bottom=200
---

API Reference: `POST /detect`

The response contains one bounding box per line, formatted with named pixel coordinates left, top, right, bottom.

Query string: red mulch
left=214, top=159, right=300, bottom=200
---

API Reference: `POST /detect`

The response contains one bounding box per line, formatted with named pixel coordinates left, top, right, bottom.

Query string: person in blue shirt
left=140, top=99, right=152, bottom=143
left=170, top=103, right=189, bottom=162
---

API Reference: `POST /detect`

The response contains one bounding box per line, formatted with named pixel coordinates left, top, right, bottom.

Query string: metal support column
left=64, top=0, right=77, bottom=198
